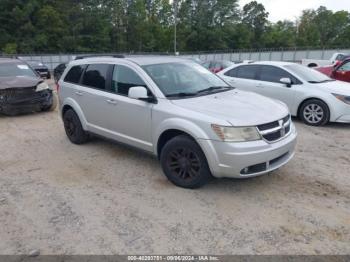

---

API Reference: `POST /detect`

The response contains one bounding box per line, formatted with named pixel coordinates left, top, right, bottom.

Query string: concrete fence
left=7, top=48, right=350, bottom=70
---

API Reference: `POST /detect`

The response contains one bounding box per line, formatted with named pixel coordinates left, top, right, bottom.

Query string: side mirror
left=280, top=78, right=292, bottom=87
left=128, top=86, right=156, bottom=103
left=128, top=86, right=148, bottom=99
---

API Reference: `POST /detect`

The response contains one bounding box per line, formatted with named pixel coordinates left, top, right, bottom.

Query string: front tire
left=160, top=135, right=212, bottom=189
left=63, top=109, right=89, bottom=144
left=299, top=99, right=330, bottom=126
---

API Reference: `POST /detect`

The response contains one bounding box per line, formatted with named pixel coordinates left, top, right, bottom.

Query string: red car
left=316, top=59, right=350, bottom=82
left=202, top=60, right=234, bottom=73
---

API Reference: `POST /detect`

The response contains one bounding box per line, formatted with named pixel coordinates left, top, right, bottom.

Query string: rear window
left=64, top=65, right=85, bottom=84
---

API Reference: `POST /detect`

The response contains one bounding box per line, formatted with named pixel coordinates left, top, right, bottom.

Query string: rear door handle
left=106, top=99, right=118, bottom=105
left=75, top=91, right=83, bottom=96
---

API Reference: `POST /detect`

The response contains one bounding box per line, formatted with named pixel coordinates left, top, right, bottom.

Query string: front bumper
left=198, top=123, right=297, bottom=178
left=335, top=114, right=350, bottom=123
left=0, top=89, right=53, bottom=115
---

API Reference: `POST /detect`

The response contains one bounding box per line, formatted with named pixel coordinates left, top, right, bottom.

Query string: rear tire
left=299, top=99, right=330, bottom=126
left=160, top=135, right=212, bottom=189
left=63, top=109, right=89, bottom=144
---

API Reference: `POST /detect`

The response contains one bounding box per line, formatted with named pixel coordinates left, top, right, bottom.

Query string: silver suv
left=58, top=56, right=297, bottom=188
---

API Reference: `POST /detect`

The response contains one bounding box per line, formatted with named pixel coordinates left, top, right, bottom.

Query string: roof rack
left=74, top=54, right=125, bottom=60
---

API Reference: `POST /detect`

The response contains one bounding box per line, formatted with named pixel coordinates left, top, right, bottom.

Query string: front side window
left=143, top=62, right=231, bottom=98
left=64, top=65, right=85, bottom=84
left=259, top=65, right=292, bottom=83
left=235, top=65, right=259, bottom=80
left=338, top=61, right=350, bottom=71
left=112, top=65, right=146, bottom=96
left=0, top=63, right=37, bottom=78
left=82, top=64, right=109, bottom=90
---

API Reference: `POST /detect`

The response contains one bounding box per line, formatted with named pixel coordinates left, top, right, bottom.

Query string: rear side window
left=225, top=67, right=238, bottom=77
left=228, top=65, right=259, bottom=80
left=82, top=64, right=109, bottom=90
left=112, top=65, right=146, bottom=96
left=259, top=65, right=292, bottom=83
left=64, top=65, right=85, bottom=84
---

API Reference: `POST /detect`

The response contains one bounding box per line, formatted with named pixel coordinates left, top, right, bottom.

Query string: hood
left=318, top=80, right=350, bottom=96
left=0, top=76, right=42, bottom=90
left=171, top=90, right=289, bottom=126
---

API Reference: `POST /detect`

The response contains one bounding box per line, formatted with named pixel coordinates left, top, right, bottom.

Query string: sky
left=239, top=0, right=350, bottom=22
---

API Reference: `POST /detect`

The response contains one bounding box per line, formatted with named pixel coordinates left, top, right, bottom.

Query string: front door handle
left=75, top=91, right=83, bottom=96
left=106, top=99, right=118, bottom=105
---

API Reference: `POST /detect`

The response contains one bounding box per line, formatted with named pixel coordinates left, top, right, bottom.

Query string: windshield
left=284, top=64, right=334, bottom=83
left=0, top=63, right=37, bottom=78
left=143, top=62, right=231, bottom=98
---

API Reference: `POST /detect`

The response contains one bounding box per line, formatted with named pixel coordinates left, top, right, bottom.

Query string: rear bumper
left=0, top=89, right=53, bottom=115
left=198, top=123, right=297, bottom=178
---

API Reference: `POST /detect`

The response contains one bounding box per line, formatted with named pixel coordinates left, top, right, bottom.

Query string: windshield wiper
left=166, top=92, right=198, bottom=98
left=196, top=86, right=233, bottom=94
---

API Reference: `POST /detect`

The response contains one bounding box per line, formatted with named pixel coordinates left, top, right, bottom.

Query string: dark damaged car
left=0, top=58, right=57, bottom=115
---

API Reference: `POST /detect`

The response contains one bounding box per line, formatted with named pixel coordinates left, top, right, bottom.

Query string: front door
left=333, top=61, right=350, bottom=82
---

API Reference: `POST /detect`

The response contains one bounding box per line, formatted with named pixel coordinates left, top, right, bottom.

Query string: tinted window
left=82, top=64, right=109, bottom=90
left=235, top=65, right=259, bottom=80
left=112, top=65, right=146, bottom=96
left=224, top=68, right=238, bottom=77
left=64, top=65, right=85, bottom=84
left=259, top=65, right=292, bottom=83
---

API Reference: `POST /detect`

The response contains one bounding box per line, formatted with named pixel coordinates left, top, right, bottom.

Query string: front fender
left=153, top=118, right=220, bottom=174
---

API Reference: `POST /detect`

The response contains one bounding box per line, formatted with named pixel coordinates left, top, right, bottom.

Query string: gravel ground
left=0, top=107, right=349, bottom=255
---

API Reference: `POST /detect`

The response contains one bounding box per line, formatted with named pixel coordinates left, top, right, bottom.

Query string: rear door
left=76, top=63, right=112, bottom=129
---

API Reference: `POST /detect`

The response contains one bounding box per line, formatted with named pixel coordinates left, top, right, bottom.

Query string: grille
left=257, top=115, right=291, bottom=143
left=0, top=87, right=38, bottom=102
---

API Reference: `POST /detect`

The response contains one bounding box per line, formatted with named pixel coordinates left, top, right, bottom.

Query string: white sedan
left=218, top=61, right=350, bottom=126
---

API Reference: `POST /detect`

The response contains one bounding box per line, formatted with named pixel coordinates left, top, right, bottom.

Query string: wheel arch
left=308, top=63, right=318, bottom=68
left=61, top=98, right=88, bottom=130
left=297, top=97, right=331, bottom=120
left=157, top=129, right=194, bottom=159
left=154, top=118, right=211, bottom=158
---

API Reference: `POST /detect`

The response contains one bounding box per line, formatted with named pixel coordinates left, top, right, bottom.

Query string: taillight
left=56, top=83, right=60, bottom=93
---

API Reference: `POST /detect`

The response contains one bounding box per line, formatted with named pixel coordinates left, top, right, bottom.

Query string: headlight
left=211, top=124, right=261, bottom=142
left=36, top=82, right=49, bottom=92
left=332, top=93, right=350, bottom=105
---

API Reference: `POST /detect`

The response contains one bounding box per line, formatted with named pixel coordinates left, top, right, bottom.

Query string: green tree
left=242, top=1, right=269, bottom=48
